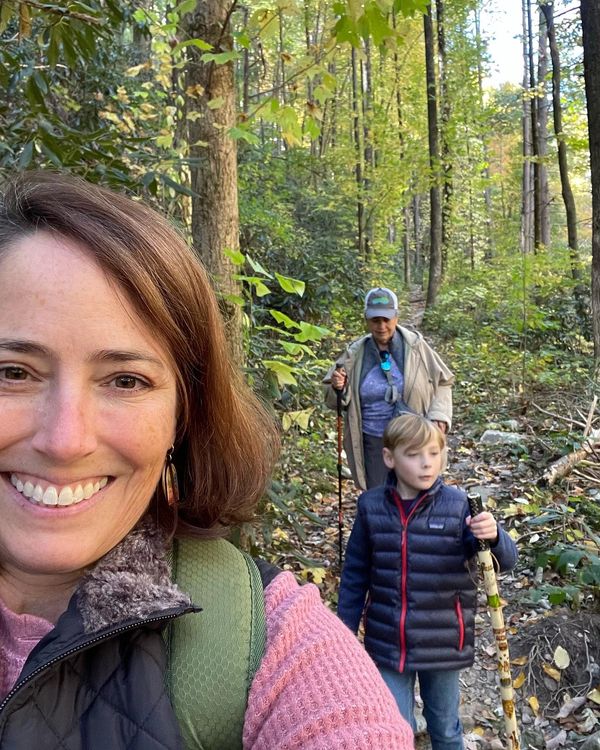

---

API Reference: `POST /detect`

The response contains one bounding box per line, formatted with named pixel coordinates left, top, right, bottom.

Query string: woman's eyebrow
left=0, top=339, right=51, bottom=356
left=0, top=340, right=166, bottom=369
left=91, top=349, right=166, bottom=368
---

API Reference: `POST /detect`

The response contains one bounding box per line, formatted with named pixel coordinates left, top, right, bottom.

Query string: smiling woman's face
left=0, top=232, right=178, bottom=580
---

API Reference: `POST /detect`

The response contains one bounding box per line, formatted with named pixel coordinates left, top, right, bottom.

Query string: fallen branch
left=543, top=441, right=600, bottom=486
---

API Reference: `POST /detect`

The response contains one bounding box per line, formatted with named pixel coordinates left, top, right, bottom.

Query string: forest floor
left=270, top=290, right=600, bottom=750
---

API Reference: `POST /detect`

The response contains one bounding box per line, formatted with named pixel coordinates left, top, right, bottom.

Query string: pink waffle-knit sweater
left=0, top=572, right=412, bottom=748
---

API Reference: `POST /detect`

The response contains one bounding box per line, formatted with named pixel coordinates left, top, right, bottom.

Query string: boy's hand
left=467, top=511, right=498, bottom=542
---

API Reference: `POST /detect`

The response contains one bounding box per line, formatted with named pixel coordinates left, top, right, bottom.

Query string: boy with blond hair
left=338, top=414, right=517, bottom=750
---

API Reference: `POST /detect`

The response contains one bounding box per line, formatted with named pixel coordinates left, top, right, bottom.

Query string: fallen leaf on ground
left=546, top=729, right=567, bottom=749
left=553, top=645, right=570, bottom=670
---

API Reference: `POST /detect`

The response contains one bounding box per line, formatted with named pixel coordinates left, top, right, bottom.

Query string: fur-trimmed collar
left=77, top=517, right=191, bottom=633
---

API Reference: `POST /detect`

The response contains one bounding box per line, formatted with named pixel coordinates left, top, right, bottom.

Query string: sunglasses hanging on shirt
left=379, top=351, right=399, bottom=404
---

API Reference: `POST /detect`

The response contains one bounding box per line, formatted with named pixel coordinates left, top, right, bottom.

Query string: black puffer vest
left=338, top=476, right=517, bottom=673
left=0, top=521, right=194, bottom=749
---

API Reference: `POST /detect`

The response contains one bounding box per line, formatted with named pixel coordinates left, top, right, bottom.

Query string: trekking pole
left=467, top=492, right=521, bottom=750
left=334, top=365, right=344, bottom=568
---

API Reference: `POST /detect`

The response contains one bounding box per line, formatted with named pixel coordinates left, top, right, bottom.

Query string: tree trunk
left=435, top=0, right=452, bottom=274
left=424, top=5, right=442, bottom=307
left=580, top=0, right=600, bottom=359
left=537, top=5, right=551, bottom=248
left=392, top=9, right=411, bottom=287
left=541, top=0, right=580, bottom=281
left=527, top=0, right=541, bottom=251
left=520, top=0, right=534, bottom=255
left=362, top=39, right=374, bottom=259
left=474, top=6, right=493, bottom=262
left=351, top=46, right=366, bottom=257
left=182, top=0, right=243, bottom=360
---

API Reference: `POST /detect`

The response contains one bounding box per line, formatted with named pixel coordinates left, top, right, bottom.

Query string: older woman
left=0, top=172, right=412, bottom=748
left=324, top=288, right=454, bottom=490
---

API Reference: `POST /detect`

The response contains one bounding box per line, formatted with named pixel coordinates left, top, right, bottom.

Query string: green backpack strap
left=165, top=537, right=267, bottom=749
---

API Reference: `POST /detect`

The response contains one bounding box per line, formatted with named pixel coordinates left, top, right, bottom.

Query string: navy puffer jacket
left=338, top=475, right=518, bottom=673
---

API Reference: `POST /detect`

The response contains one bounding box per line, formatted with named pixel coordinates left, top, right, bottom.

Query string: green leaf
left=246, top=254, right=273, bottom=278
left=174, top=0, right=197, bottom=15
left=269, top=310, right=301, bottom=329
left=251, top=279, right=271, bottom=297
left=222, top=292, right=245, bottom=306
left=224, top=248, right=246, bottom=265
left=275, top=272, right=305, bottom=296
left=207, top=96, right=225, bottom=110
left=172, top=38, right=213, bottom=54
left=263, top=360, right=297, bottom=386
left=17, top=141, right=34, bottom=169
left=201, top=51, right=241, bottom=65
left=294, top=321, right=330, bottom=342
left=158, top=174, right=197, bottom=197
left=282, top=408, right=314, bottom=431
left=228, top=126, right=260, bottom=145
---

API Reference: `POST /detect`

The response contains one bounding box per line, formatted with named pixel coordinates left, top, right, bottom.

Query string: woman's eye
left=113, top=375, right=145, bottom=390
left=0, top=366, right=28, bottom=381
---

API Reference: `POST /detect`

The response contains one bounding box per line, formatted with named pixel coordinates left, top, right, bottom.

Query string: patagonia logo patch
left=428, top=520, right=445, bottom=530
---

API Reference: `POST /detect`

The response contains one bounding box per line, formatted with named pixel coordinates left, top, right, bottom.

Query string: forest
left=1, top=0, right=600, bottom=747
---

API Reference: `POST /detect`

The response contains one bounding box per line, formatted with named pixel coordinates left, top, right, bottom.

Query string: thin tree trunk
left=435, top=0, right=452, bottom=273
left=521, top=0, right=534, bottom=255
left=413, top=193, right=422, bottom=281
left=424, top=5, right=442, bottom=306
left=541, top=0, right=580, bottom=281
left=537, top=4, right=551, bottom=248
left=182, top=0, right=243, bottom=360
left=474, top=6, right=493, bottom=261
left=580, top=0, right=600, bottom=359
left=527, top=0, right=541, bottom=251
left=392, top=9, right=411, bottom=287
left=362, top=39, right=374, bottom=259
left=351, top=46, right=365, bottom=257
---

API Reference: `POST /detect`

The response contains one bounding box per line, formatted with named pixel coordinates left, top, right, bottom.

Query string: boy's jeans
left=378, top=666, right=464, bottom=750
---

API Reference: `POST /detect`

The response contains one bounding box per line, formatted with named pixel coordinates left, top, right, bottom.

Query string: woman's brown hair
left=0, top=170, right=279, bottom=532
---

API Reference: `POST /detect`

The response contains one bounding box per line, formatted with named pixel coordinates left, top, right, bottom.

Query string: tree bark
left=580, top=0, right=600, bottom=359
left=424, top=5, right=442, bottom=307
left=351, top=46, right=366, bottom=257
left=520, top=0, right=534, bottom=255
left=541, top=0, right=580, bottom=281
left=474, top=6, right=493, bottom=262
left=537, top=5, right=550, bottom=248
left=182, top=0, right=243, bottom=360
left=435, top=0, right=451, bottom=274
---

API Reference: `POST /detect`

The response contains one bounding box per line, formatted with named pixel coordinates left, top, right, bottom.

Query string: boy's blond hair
left=383, top=414, right=447, bottom=468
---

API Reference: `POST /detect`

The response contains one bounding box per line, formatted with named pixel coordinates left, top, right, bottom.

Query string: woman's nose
left=31, top=385, right=97, bottom=462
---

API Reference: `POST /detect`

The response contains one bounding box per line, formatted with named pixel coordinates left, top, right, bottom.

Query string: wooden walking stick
left=334, top=365, right=344, bottom=568
left=467, top=492, right=521, bottom=750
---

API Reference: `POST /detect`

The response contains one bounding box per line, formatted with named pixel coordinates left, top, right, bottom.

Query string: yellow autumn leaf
left=528, top=696, right=540, bottom=714
left=513, top=672, right=526, bottom=689
left=587, top=688, right=600, bottom=705
left=542, top=663, right=561, bottom=681
left=512, top=656, right=529, bottom=666
left=553, top=645, right=570, bottom=670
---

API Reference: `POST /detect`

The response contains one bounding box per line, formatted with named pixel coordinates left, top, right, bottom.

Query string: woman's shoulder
left=244, top=571, right=413, bottom=748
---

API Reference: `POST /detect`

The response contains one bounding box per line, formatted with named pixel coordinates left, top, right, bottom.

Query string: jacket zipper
left=392, top=490, right=430, bottom=673
left=454, top=596, right=465, bottom=651
left=0, top=608, right=193, bottom=717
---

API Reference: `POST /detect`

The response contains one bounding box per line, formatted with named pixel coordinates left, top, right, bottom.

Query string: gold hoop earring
left=161, top=446, right=179, bottom=508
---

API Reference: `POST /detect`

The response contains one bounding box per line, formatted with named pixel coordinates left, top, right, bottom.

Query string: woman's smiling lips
left=8, top=473, right=109, bottom=507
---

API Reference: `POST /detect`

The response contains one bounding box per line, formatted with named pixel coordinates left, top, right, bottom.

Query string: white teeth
left=9, top=475, right=109, bottom=508
left=58, top=487, right=74, bottom=506
left=42, top=487, right=58, bottom=506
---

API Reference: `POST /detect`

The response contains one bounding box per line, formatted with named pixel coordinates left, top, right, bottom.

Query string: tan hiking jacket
left=323, top=325, right=454, bottom=490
